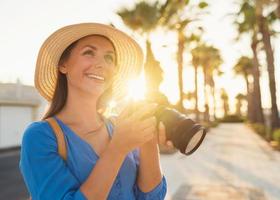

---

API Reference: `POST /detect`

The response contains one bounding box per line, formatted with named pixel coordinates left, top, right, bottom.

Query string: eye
left=82, top=50, right=95, bottom=56
left=104, top=54, right=115, bottom=64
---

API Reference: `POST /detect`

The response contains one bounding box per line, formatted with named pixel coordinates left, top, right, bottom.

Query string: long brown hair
left=42, top=35, right=114, bottom=120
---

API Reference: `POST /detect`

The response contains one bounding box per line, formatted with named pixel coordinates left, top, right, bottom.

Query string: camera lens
left=155, top=105, right=207, bottom=155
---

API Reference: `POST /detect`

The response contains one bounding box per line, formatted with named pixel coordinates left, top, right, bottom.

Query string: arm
left=137, top=136, right=163, bottom=192
left=80, top=141, right=125, bottom=199
left=20, top=122, right=126, bottom=200
left=132, top=123, right=167, bottom=200
left=20, top=122, right=86, bottom=200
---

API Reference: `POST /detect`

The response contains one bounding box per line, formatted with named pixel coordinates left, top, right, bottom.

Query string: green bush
left=199, top=121, right=210, bottom=132
left=273, top=129, right=280, bottom=143
left=250, top=123, right=266, bottom=137
left=210, top=121, right=219, bottom=128
left=219, top=114, right=245, bottom=123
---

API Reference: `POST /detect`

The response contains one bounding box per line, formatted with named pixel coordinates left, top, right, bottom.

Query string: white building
left=0, top=81, right=47, bottom=149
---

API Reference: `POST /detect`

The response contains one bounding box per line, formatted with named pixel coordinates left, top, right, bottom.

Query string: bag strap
left=28, top=117, right=67, bottom=200
left=45, top=117, right=67, bottom=161
left=44, top=116, right=114, bottom=161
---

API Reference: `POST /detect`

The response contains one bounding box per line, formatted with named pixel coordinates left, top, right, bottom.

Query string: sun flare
left=127, top=73, right=146, bottom=101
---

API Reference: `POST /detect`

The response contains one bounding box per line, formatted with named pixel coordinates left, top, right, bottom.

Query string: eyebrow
left=83, top=45, right=115, bottom=54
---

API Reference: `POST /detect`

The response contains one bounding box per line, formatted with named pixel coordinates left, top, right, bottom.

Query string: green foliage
left=219, top=114, right=245, bottom=123
left=273, top=129, right=280, bottom=143
left=234, top=0, right=278, bottom=36
left=199, top=121, right=210, bottom=131
left=251, top=123, right=266, bottom=137
left=198, top=121, right=219, bottom=133
left=117, top=1, right=160, bottom=33
left=158, top=0, right=190, bottom=26
left=209, top=121, right=219, bottom=128
left=235, top=93, right=246, bottom=100
left=198, top=2, right=208, bottom=9
left=191, top=44, right=223, bottom=72
left=233, top=56, right=253, bottom=77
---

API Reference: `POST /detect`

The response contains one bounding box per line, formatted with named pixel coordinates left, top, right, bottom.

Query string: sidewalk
left=160, top=123, right=280, bottom=200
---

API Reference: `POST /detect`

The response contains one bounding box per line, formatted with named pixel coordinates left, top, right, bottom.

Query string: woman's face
left=59, top=35, right=117, bottom=98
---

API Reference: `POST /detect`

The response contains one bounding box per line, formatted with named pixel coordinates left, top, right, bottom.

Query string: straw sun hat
left=35, top=23, right=144, bottom=103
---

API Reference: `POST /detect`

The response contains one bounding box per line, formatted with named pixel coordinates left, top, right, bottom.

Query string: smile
left=85, top=74, right=105, bottom=81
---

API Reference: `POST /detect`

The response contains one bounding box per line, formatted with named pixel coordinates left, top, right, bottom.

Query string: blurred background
left=0, top=0, right=280, bottom=199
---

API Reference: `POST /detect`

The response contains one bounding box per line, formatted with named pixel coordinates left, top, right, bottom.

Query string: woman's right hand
left=110, top=103, right=158, bottom=155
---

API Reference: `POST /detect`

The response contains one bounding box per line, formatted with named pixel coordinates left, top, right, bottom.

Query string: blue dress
left=19, top=116, right=167, bottom=200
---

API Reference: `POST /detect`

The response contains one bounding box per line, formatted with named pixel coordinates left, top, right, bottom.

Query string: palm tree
left=191, top=46, right=201, bottom=121
left=260, top=0, right=280, bottom=18
left=235, top=93, right=246, bottom=116
left=158, top=0, right=208, bottom=112
left=144, top=40, right=169, bottom=105
left=221, top=89, right=230, bottom=117
left=211, top=70, right=224, bottom=120
left=233, top=56, right=254, bottom=121
left=183, top=91, right=196, bottom=115
left=118, top=1, right=168, bottom=104
left=235, top=1, right=265, bottom=124
left=255, top=0, right=280, bottom=130
left=117, top=1, right=160, bottom=36
left=191, top=44, right=222, bottom=121
left=202, top=46, right=223, bottom=121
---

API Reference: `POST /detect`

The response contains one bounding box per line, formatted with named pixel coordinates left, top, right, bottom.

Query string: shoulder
left=21, top=120, right=56, bottom=150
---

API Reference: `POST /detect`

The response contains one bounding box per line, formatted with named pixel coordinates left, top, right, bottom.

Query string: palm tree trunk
left=223, top=99, right=229, bottom=117
left=258, top=15, right=280, bottom=131
left=251, top=35, right=264, bottom=124
left=245, top=75, right=254, bottom=122
left=203, top=68, right=209, bottom=122
left=194, top=64, right=199, bottom=121
left=212, top=85, right=217, bottom=120
left=277, top=0, right=280, bottom=18
left=177, top=30, right=185, bottom=112
left=236, top=99, right=242, bottom=116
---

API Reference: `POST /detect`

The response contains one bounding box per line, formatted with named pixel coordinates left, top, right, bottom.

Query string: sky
left=0, top=0, right=279, bottom=116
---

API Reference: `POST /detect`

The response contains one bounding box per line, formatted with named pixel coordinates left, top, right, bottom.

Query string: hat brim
left=35, top=23, right=144, bottom=103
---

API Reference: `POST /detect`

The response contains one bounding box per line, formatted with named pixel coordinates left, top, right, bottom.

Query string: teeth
left=86, top=74, right=105, bottom=81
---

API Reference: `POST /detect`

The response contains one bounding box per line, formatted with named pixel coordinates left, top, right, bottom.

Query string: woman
left=19, top=23, right=173, bottom=200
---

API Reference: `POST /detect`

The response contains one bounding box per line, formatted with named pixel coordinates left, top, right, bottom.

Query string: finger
left=131, top=103, right=158, bottom=120
left=138, top=116, right=157, bottom=130
left=119, top=102, right=135, bottom=119
left=158, top=121, right=166, bottom=145
left=143, top=122, right=157, bottom=133
left=142, top=126, right=157, bottom=140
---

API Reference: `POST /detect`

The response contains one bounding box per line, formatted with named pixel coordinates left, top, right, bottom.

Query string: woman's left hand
left=157, top=121, right=174, bottom=149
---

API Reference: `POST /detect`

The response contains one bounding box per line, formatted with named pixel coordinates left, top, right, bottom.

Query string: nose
left=94, top=55, right=107, bottom=69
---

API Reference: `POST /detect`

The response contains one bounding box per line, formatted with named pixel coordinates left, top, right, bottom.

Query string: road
left=0, top=150, right=28, bottom=200
left=161, top=123, right=280, bottom=200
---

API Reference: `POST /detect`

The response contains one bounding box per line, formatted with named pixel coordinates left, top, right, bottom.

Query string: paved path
left=0, top=150, right=28, bottom=200
left=160, top=123, right=280, bottom=200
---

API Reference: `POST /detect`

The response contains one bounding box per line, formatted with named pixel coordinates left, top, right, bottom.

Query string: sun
left=103, top=74, right=147, bottom=117
left=127, top=73, right=147, bottom=101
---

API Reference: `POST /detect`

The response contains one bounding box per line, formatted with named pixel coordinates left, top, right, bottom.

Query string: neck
left=56, top=88, right=103, bottom=128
